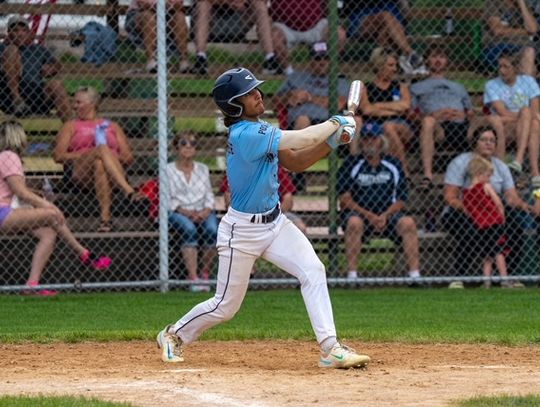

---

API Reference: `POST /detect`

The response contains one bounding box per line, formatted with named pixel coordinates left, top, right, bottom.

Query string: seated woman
left=53, top=86, right=143, bottom=233
left=357, top=47, right=414, bottom=179
left=167, top=132, right=218, bottom=292
left=0, top=121, right=111, bottom=296
left=484, top=50, right=540, bottom=188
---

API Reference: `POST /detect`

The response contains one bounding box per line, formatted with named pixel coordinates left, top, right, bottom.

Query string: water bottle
left=95, top=122, right=108, bottom=146
left=444, top=8, right=454, bottom=36
left=391, top=87, right=401, bottom=101
left=42, top=177, right=55, bottom=202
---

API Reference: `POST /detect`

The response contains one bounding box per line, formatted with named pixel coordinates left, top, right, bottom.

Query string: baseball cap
left=7, top=16, right=29, bottom=31
left=361, top=122, right=384, bottom=137
left=311, top=42, right=329, bottom=60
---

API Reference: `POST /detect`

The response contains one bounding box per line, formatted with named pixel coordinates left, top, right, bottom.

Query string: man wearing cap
left=274, top=42, right=350, bottom=131
left=0, top=16, right=72, bottom=121
left=337, top=122, right=422, bottom=284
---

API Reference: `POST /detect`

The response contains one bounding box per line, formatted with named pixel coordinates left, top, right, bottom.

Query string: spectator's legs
left=1, top=45, right=23, bottom=105
left=44, top=80, right=72, bottom=122
left=486, top=114, right=506, bottom=159
left=27, top=227, right=57, bottom=284
left=252, top=0, right=273, bottom=55
left=169, top=3, right=190, bottom=67
left=344, top=216, right=364, bottom=274
left=521, top=46, right=536, bottom=77
left=419, top=116, right=442, bottom=181
left=73, top=145, right=136, bottom=198
left=362, top=12, right=412, bottom=55
left=529, top=116, right=540, bottom=178
left=94, top=158, right=112, bottom=224
left=495, top=253, right=508, bottom=278
left=181, top=246, right=198, bottom=280
left=1, top=207, right=86, bottom=256
left=272, top=25, right=289, bottom=73
left=396, top=216, right=420, bottom=272
left=515, top=107, right=531, bottom=166
left=383, top=121, right=412, bottom=177
left=135, top=10, right=157, bottom=66
left=193, top=0, right=210, bottom=54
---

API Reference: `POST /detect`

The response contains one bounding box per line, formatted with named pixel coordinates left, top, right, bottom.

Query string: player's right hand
left=327, top=115, right=356, bottom=149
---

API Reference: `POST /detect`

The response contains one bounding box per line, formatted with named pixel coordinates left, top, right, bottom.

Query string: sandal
left=127, top=191, right=145, bottom=202
left=97, top=220, right=112, bottom=233
left=418, top=177, right=434, bottom=191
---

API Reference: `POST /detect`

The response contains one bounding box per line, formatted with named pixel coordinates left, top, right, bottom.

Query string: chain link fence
left=0, top=0, right=539, bottom=295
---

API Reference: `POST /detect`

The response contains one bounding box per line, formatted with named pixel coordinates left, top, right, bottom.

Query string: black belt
left=250, top=204, right=280, bottom=224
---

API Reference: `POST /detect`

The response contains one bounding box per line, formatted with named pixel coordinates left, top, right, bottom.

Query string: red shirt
left=269, top=0, right=323, bottom=32
left=463, top=182, right=504, bottom=229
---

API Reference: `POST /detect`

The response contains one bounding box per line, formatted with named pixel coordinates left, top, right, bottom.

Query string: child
left=463, top=155, right=509, bottom=288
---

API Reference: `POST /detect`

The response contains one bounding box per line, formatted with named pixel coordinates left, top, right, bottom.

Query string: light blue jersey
left=227, top=119, right=282, bottom=213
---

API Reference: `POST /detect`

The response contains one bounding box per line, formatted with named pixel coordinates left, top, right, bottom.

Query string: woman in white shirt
left=167, top=132, right=218, bottom=292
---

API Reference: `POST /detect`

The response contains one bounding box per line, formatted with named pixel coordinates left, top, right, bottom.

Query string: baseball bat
left=346, top=80, right=362, bottom=116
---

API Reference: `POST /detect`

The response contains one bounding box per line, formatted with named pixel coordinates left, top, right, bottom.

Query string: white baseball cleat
left=156, top=324, right=184, bottom=363
left=318, top=343, right=371, bottom=369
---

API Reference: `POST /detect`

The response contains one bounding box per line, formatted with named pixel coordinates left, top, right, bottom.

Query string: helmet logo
left=245, top=75, right=253, bottom=79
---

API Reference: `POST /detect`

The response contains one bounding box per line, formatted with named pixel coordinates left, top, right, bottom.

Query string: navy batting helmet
left=212, top=67, right=264, bottom=117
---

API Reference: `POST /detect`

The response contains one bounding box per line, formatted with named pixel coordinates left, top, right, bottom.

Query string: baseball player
left=157, top=67, right=371, bottom=369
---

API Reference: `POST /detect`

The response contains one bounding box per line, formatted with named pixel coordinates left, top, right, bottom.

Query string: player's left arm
left=278, top=143, right=331, bottom=173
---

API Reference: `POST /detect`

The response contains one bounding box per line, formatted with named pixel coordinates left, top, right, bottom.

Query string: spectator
left=442, top=126, right=530, bottom=287
left=191, top=0, right=276, bottom=75
left=220, top=165, right=307, bottom=234
left=337, top=122, right=422, bottom=284
left=357, top=47, right=413, bottom=178
left=167, top=132, right=218, bottom=292
left=343, top=0, right=426, bottom=75
left=463, top=155, right=509, bottom=289
left=269, top=0, right=346, bottom=75
left=483, top=50, right=540, bottom=188
left=0, top=121, right=111, bottom=296
left=53, top=86, right=143, bottom=233
left=410, top=44, right=475, bottom=190
left=483, top=0, right=537, bottom=75
left=274, top=42, right=350, bottom=131
left=0, top=16, right=72, bottom=122
left=125, top=0, right=191, bottom=73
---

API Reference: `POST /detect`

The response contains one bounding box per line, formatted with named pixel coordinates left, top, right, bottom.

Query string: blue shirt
left=227, top=120, right=281, bottom=213
left=337, top=155, right=407, bottom=214
left=484, top=75, right=540, bottom=113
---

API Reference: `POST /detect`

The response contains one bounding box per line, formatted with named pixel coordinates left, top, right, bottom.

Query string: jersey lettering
left=258, top=123, right=268, bottom=135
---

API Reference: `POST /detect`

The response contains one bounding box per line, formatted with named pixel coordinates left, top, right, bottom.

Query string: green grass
left=453, top=394, right=540, bottom=406
left=0, top=396, right=132, bottom=406
left=0, top=289, right=538, bottom=344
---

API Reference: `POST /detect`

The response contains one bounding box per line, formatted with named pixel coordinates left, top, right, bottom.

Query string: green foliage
left=0, top=289, right=538, bottom=344
left=454, top=394, right=540, bottom=406
left=0, top=395, right=132, bottom=406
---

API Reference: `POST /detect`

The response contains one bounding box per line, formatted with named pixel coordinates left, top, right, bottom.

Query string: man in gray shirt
left=274, top=42, right=350, bottom=130
left=410, top=44, right=474, bottom=190
left=0, top=16, right=72, bottom=121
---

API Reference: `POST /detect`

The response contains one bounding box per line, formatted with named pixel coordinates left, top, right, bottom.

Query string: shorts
left=0, top=206, right=12, bottom=227
left=347, top=3, right=405, bottom=38
left=0, top=76, right=50, bottom=115
left=340, top=210, right=406, bottom=244
left=440, top=120, right=469, bottom=151
left=273, top=18, right=328, bottom=49
left=476, top=224, right=506, bottom=258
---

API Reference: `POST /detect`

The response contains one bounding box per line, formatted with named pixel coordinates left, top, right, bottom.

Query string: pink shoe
left=80, top=250, right=112, bottom=271
left=23, top=282, right=58, bottom=297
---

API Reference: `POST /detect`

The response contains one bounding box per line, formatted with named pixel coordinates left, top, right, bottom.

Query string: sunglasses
left=179, top=139, right=197, bottom=147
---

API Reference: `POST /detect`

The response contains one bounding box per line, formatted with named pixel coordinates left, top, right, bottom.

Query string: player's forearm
left=279, top=143, right=331, bottom=172
left=279, top=120, right=339, bottom=150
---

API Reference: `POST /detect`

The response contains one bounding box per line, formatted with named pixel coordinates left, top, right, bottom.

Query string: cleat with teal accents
left=318, top=343, right=371, bottom=369
left=156, top=324, right=184, bottom=363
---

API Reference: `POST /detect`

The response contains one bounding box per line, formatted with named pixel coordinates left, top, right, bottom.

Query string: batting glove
left=327, top=115, right=356, bottom=149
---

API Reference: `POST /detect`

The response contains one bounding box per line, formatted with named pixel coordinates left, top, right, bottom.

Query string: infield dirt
left=0, top=341, right=539, bottom=406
